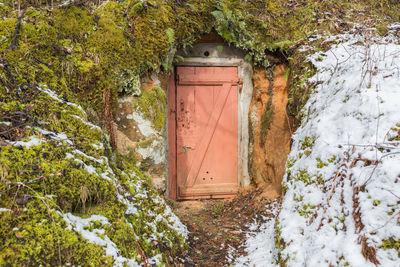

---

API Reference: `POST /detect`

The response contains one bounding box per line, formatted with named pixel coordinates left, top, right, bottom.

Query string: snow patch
left=12, top=136, right=42, bottom=148
left=234, top=201, right=279, bottom=266
left=0, top=208, right=12, bottom=212
left=62, top=213, right=140, bottom=266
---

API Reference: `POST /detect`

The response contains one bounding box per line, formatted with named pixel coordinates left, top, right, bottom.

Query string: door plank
left=168, top=69, right=177, bottom=200
left=178, top=183, right=238, bottom=197
left=184, top=83, right=233, bottom=188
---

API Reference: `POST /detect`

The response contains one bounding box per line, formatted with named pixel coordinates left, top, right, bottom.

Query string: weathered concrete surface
left=115, top=72, right=168, bottom=191
left=249, top=65, right=294, bottom=199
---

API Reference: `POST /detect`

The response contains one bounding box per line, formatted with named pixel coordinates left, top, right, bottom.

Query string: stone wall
left=115, top=72, right=170, bottom=191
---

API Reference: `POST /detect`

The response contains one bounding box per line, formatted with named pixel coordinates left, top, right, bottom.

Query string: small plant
left=300, top=136, right=316, bottom=150
left=212, top=201, right=225, bottom=214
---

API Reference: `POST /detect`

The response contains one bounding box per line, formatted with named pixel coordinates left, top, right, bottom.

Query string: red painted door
left=173, top=66, right=238, bottom=199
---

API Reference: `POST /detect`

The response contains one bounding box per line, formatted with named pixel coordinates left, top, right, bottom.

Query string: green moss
left=381, top=238, right=400, bottom=257
left=0, top=86, right=186, bottom=265
left=286, top=156, right=296, bottom=171
left=292, top=169, right=314, bottom=186
left=137, top=137, right=156, bottom=149
left=260, top=97, right=273, bottom=145
left=328, top=155, right=337, bottom=163
left=133, top=86, right=167, bottom=132
left=0, top=198, right=113, bottom=265
left=281, top=182, right=289, bottom=195
left=300, top=136, right=316, bottom=150
left=297, top=204, right=315, bottom=217
left=274, top=218, right=286, bottom=266
left=316, top=158, right=328, bottom=168
left=373, top=199, right=381, bottom=206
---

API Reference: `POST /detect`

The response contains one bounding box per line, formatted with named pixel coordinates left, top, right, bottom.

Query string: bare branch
left=5, top=9, right=25, bottom=53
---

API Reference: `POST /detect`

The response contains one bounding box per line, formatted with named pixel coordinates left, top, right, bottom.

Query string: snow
left=153, top=195, right=188, bottom=239
left=0, top=208, right=12, bottom=212
left=12, top=136, right=42, bottom=148
left=38, top=86, right=84, bottom=112
left=234, top=201, right=279, bottom=267
left=71, top=115, right=102, bottom=131
left=2, top=85, right=188, bottom=266
left=62, top=213, right=140, bottom=267
left=278, top=30, right=400, bottom=266
left=72, top=149, right=104, bottom=164
left=35, top=127, right=73, bottom=145
left=232, top=28, right=400, bottom=266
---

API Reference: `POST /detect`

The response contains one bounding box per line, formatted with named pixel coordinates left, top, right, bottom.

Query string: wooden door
left=169, top=66, right=239, bottom=200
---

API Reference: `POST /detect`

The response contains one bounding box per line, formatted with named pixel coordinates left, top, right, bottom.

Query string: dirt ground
left=170, top=188, right=279, bottom=266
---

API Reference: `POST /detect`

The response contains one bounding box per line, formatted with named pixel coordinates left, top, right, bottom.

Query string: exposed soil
left=171, top=188, right=279, bottom=266
left=249, top=65, right=294, bottom=197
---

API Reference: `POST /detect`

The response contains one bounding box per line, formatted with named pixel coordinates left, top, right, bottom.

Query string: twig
left=380, top=188, right=400, bottom=200
left=5, top=9, right=25, bottom=53
left=137, top=241, right=151, bottom=267
left=371, top=211, right=400, bottom=232
left=0, top=57, right=20, bottom=96
left=341, top=143, right=400, bottom=149
left=363, top=151, right=400, bottom=186
left=0, top=176, right=46, bottom=194
left=322, top=169, right=340, bottom=214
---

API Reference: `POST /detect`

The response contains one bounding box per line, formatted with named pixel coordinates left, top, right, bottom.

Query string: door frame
left=168, top=57, right=253, bottom=200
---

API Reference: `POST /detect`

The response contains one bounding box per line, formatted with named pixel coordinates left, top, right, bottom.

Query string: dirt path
left=171, top=188, right=279, bottom=266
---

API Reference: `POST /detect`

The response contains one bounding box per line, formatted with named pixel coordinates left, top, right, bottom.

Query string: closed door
left=172, top=66, right=238, bottom=199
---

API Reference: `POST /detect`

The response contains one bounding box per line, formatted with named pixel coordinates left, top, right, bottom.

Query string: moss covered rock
left=0, top=86, right=187, bottom=265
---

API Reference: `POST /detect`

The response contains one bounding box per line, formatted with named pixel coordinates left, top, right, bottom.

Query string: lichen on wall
left=115, top=74, right=168, bottom=191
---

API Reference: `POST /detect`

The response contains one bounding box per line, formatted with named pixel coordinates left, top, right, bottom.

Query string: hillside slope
left=237, top=26, right=400, bottom=266
left=0, top=86, right=187, bottom=265
left=1, top=1, right=400, bottom=266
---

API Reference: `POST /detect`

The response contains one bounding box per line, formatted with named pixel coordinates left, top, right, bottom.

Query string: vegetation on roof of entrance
left=1, top=0, right=398, bottom=119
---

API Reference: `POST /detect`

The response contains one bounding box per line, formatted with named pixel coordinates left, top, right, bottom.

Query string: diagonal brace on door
left=184, top=83, right=234, bottom=188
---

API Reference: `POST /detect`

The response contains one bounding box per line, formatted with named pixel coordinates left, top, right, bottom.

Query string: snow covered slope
left=279, top=27, right=400, bottom=266
left=237, top=26, right=400, bottom=266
